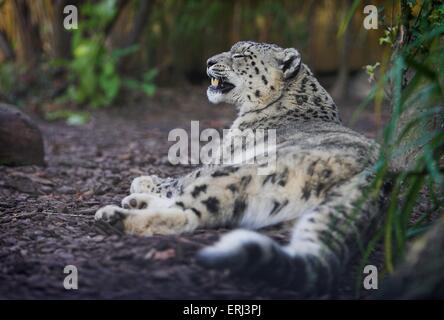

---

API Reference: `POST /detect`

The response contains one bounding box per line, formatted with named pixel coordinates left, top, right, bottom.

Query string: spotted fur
left=95, top=41, right=382, bottom=296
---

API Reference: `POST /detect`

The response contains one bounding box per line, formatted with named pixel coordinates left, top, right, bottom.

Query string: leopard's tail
left=197, top=169, right=383, bottom=296
left=196, top=229, right=335, bottom=295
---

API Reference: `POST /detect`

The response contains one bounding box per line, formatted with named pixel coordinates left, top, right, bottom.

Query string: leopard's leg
left=97, top=163, right=296, bottom=236
left=130, top=175, right=180, bottom=196
left=130, top=175, right=166, bottom=194
left=197, top=169, right=381, bottom=295
left=95, top=203, right=200, bottom=236
left=123, top=167, right=209, bottom=208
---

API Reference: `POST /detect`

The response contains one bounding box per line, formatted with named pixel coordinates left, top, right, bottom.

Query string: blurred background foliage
left=0, top=0, right=390, bottom=110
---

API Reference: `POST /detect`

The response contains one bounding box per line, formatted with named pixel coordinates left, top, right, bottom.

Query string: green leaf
left=337, top=0, right=361, bottom=37
left=45, top=110, right=90, bottom=125
left=112, top=45, right=140, bottom=59
left=143, top=69, right=158, bottom=82
left=66, top=113, right=90, bottom=125
left=142, top=83, right=156, bottom=96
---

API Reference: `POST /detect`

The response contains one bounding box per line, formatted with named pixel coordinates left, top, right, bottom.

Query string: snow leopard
left=95, top=41, right=381, bottom=295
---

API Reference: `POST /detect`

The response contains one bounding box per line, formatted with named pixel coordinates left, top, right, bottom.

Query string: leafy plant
left=123, top=69, right=158, bottom=97
left=344, top=0, right=444, bottom=295
left=64, top=0, right=120, bottom=108
left=377, top=0, right=444, bottom=269
left=364, top=62, right=380, bottom=82
left=64, top=0, right=156, bottom=108
left=379, top=26, right=398, bottom=46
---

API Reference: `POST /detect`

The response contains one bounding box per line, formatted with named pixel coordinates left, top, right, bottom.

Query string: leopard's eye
left=232, top=54, right=245, bottom=59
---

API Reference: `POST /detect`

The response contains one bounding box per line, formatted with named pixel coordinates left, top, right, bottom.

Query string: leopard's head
left=206, top=41, right=301, bottom=110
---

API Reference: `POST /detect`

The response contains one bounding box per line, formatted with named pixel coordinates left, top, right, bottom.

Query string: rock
left=0, top=103, right=44, bottom=166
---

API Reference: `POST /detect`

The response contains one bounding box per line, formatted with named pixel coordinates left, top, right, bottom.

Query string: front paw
left=121, top=193, right=153, bottom=209
left=121, top=193, right=174, bottom=211
left=130, top=175, right=160, bottom=194
left=95, top=205, right=129, bottom=231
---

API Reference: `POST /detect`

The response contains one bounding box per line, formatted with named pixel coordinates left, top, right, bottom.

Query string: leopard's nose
left=207, top=58, right=217, bottom=68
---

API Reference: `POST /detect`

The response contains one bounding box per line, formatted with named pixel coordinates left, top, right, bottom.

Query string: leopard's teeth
left=211, top=78, right=219, bottom=87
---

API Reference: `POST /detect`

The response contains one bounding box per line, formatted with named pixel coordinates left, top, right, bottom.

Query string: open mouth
left=209, top=77, right=235, bottom=94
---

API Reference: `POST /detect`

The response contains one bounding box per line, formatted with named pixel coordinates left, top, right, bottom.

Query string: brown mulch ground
left=0, top=85, right=385, bottom=299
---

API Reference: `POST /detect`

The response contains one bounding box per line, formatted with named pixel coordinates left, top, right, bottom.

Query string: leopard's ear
left=277, top=48, right=301, bottom=80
